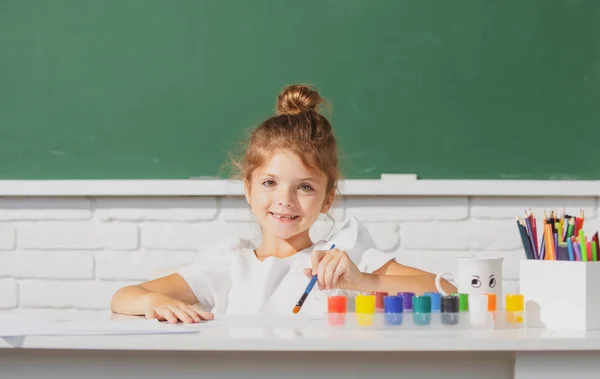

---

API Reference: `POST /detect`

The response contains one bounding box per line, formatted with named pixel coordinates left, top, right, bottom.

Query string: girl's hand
left=144, top=292, right=214, bottom=324
left=304, top=248, right=365, bottom=290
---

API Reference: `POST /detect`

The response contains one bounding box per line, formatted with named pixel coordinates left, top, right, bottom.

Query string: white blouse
left=176, top=217, right=394, bottom=317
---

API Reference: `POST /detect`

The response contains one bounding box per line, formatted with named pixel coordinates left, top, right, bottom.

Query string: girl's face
left=245, top=151, right=334, bottom=243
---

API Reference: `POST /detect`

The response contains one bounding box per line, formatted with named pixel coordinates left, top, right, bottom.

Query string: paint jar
left=441, top=295, right=459, bottom=325
left=355, top=294, right=376, bottom=327
left=371, top=291, right=388, bottom=313
left=424, top=292, right=441, bottom=312
left=458, top=293, right=469, bottom=312
left=412, top=295, right=432, bottom=326
left=487, top=293, right=497, bottom=312
left=487, top=293, right=497, bottom=322
left=397, top=292, right=415, bottom=313
left=383, top=295, right=403, bottom=325
left=327, top=295, right=347, bottom=326
left=505, top=294, right=524, bottom=325
left=468, top=294, right=490, bottom=326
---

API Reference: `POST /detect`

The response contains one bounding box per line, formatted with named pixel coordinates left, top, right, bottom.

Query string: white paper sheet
left=181, top=314, right=326, bottom=330
left=0, top=319, right=196, bottom=337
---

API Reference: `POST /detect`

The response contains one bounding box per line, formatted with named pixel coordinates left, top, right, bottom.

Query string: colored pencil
left=544, top=221, right=555, bottom=260
left=567, top=238, right=575, bottom=261
left=529, top=210, right=539, bottom=257
left=516, top=216, right=535, bottom=260
left=524, top=216, right=537, bottom=258
left=593, top=233, right=600, bottom=261
left=580, top=230, right=588, bottom=262
left=559, top=207, right=565, bottom=240
left=516, top=208, right=598, bottom=261
left=566, top=217, right=575, bottom=240
left=573, top=237, right=582, bottom=261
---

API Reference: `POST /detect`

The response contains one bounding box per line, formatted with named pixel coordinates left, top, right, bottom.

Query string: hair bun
left=276, top=84, right=323, bottom=116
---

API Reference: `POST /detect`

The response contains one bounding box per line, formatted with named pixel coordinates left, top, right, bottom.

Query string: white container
left=520, top=260, right=600, bottom=330
left=435, top=257, right=503, bottom=301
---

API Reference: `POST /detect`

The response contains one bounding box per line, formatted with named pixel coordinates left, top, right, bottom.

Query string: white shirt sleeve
left=175, top=241, right=236, bottom=312
left=319, top=216, right=395, bottom=274
left=357, top=247, right=395, bottom=273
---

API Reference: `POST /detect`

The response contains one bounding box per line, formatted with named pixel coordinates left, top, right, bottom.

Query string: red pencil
left=528, top=210, right=538, bottom=258
left=576, top=209, right=585, bottom=234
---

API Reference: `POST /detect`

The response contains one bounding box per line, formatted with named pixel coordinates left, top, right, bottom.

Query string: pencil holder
left=520, top=260, right=600, bottom=330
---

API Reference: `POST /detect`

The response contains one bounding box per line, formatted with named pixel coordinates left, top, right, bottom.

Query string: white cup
left=435, top=257, right=503, bottom=300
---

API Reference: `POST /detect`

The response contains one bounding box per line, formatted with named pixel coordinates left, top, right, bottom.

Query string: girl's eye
left=299, top=184, right=314, bottom=192
left=262, top=180, right=276, bottom=187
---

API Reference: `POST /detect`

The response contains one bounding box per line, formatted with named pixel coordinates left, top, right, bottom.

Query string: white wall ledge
left=1, top=179, right=599, bottom=197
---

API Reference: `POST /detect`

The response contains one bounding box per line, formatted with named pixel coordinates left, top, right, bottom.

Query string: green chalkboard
left=1, top=0, right=599, bottom=180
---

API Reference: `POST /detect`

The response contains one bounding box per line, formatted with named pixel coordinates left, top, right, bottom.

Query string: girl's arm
left=111, top=274, right=213, bottom=323
left=309, top=249, right=457, bottom=295
left=354, top=260, right=457, bottom=294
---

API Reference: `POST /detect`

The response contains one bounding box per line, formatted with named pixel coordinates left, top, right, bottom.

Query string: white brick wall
left=0, top=195, right=596, bottom=315
left=0, top=225, right=16, bottom=250
left=0, top=279, right=18, bottom=309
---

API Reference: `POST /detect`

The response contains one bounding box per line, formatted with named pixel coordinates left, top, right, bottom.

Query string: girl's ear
left=320, top=189, right=335, bottom=213
left=244, top=180, right=251, bottom=205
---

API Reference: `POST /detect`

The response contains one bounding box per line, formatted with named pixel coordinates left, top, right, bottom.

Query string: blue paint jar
left=424, top=292, right=442, bottom=312
left=383, top=295, right=403, bottom=325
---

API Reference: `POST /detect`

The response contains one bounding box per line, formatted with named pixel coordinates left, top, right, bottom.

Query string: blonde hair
left=230, top=84, right=339, bottom=193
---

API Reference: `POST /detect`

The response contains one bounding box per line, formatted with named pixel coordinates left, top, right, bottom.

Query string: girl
left=111, top=84, right=456, bottom=323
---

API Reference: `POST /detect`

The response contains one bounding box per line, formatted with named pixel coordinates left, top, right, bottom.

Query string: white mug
left=435, top=257, right=503, bottom=298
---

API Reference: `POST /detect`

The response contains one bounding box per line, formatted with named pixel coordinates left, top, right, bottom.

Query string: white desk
left=1, top=314, right=600, bottom=379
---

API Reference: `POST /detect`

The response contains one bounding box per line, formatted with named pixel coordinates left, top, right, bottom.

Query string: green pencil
left=579, top=230, right=588, bottom=262
left=567, top=217, right=575, bottom=239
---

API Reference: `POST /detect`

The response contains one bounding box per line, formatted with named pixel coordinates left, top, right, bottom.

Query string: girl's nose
left=277, top=189, right=295, bottom=207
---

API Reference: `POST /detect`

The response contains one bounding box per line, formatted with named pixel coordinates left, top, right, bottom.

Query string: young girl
left=111, top=84, right=456, bottom=323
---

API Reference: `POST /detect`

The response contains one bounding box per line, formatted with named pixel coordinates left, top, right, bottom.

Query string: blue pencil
left=567, top=238, right=575, bottom=261
left=292, top=243, right=335, bottom=314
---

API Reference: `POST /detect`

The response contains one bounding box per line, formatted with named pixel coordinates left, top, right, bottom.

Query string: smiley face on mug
left=434, top=257, right=503, bottom=296
left=470, top=274, right=497, bottom=290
